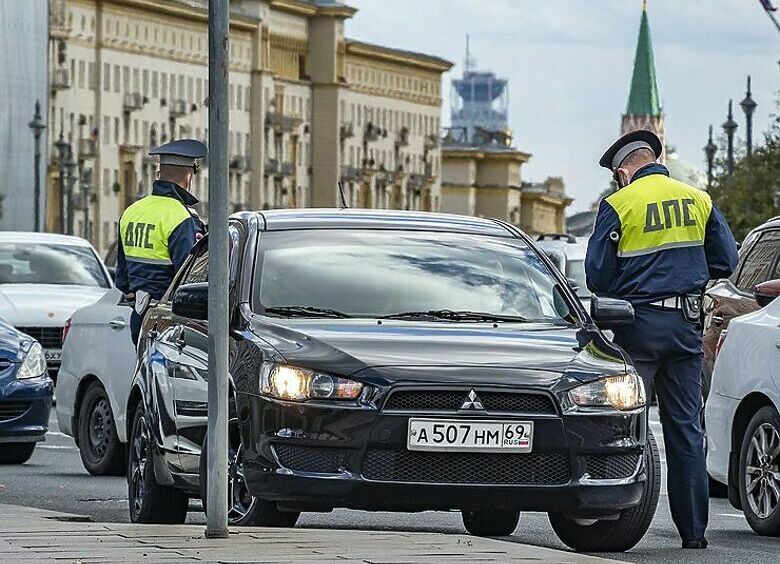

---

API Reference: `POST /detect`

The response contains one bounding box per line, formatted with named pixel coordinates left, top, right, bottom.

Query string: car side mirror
left=172, top=283, right=208, bottom=320
left=590, top=295, right=634, bottom=328
left=753, top=278, right=780, bottom=308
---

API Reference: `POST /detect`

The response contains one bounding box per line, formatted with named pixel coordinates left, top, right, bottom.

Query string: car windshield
left=0, top=242, right=109, bottom=287
left=253, top=230, right=572, bottom=323
left=566, top=259, right=590, bottom=298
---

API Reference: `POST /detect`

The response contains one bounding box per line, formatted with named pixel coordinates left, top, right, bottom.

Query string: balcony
left=78, top=138, right=97, bottom=159
left=123, top=92, right=147, bottom=113
left=229, top=155, right=249, bottom=172
left=51, top=68, right=71, bottom=91
left=341, top=165, right=361, bottom=183
left=170, top=99, right=188, bottom=118
left=266, top=112, right=301, bottom=133
left=340, top=123, right=355, bottom=141
left=364, top=122, right=387, bottom=143
left=264, top=158, right=279, bottom=175
left=280, top=161, right=295, bottom=177
left=396, top=127, right=410, bottom=147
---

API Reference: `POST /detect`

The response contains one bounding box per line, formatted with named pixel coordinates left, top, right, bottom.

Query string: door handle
left=712, top=315, right=724, bottom=326
left=109, top=318, right=127, bottom=330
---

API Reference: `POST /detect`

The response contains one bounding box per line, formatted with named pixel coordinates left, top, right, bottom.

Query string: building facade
left=43, top=0, right=451, bottom=253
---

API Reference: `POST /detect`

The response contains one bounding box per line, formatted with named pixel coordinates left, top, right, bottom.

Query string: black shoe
left=682, top=538, right=708, bottom=549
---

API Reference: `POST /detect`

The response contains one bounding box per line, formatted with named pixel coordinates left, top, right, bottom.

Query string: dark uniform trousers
left=613, top=306, right=708, bottom=542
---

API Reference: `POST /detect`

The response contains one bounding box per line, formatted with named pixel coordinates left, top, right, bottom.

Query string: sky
left=345, top=0, right=780, bottom=213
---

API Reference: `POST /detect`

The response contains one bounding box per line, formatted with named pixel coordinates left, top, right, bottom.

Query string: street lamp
left=739, top=76, right=757, bottom=158
left=722, top=99, right=738, bottom=176
left=63, top=146, right=77, bottom=236
left=703, top=125, right=717, bottom=191
left=28, top=100, right=46, bottom=232
left=53, top=129, right=70, bottom=234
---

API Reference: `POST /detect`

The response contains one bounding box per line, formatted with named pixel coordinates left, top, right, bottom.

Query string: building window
left=103, top=117, right=110, bottom=145
left=103, top=62, right=110, bottom=91
left=113, top=65, right=120, bottom=93
left=161, top=73, right=168, bottom=99
left=142, top=69, right=149, bottom=96
left=177, top=75, right=184, bottom=101
left=78, top=60, right=85, bottom=89
left=244, top=86, right=251, bottom=111
left=113, top=117, right=119, bottom=144
left=236, top=85, right=242, bottom=111
left=102, top=169, right=110, bottom=196
left=188, top=76, right=194, bottom=103
left=122, top=66, right=130, bottom=94
left=152, top=71, right=158, bottom=98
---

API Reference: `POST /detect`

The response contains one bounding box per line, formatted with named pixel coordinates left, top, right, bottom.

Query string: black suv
left=126, top=209, right=659, bottom=552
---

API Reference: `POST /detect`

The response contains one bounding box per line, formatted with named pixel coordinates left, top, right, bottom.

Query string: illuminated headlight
left=260, top=364, right=363, bottom=401
left=17, top=342, right=48, bottom=380
left=569, top=374, right=646, bottom=411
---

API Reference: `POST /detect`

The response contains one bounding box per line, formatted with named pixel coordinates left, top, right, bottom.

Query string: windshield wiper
left=263, top=305, right=353, bottom=318
left=380, top=309, right=528, bottom=323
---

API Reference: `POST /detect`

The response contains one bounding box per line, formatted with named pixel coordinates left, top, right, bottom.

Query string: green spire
left=626, top=2, right=661, bottom=116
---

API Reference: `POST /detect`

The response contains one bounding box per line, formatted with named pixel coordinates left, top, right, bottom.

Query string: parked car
left=0, top=317, right=53, bottom=464
left=536, top=234, right=591, bottom=306
left=703, top=216, right=780, bottom=401
left=705, top=278, right=780, bottom=536
left=56, top=288, right=135, bottom=475
left=126, top=209, right=659, bottom=552
left=0, top=232, right=113, bottom=381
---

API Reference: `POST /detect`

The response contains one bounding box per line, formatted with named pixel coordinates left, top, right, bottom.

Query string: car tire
left=738, top=406, right=780, bottom=536
left=549, top=431, right=661, bottom=552
left=77, top=382, right=125, bottom=476
left=462, top=509, right=519, bottom=537
left=127, top=405, right=188, bottom=524
left=0, top=443, right=36, bottom=464
left=200, top=426, right=300, bottom=528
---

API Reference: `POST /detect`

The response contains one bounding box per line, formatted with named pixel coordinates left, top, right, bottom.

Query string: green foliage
left=710, top=118, right=780, bottom=241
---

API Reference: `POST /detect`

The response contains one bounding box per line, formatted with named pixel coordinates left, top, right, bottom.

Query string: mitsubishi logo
left=460, top=389, right=484, bottom=411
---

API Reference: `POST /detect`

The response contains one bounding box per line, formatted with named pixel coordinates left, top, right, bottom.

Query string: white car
left=536, top=234, right=590, bottom=306
left=706, top=279, right=780, bottom=536
left=56, top=288, right=135, bottom=475
left=0, top=232, right=112, bottom=381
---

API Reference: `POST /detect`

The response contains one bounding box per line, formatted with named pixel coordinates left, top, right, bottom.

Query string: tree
left=710, top=113, right=780, bottom=241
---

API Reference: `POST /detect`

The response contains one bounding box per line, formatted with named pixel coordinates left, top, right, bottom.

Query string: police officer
left=115, top=139, right=207, bottom=345
left=585, top=130, right=738, bottom=549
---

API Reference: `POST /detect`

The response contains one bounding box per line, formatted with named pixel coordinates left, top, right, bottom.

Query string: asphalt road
left=0, top=409, right=777, bottom=564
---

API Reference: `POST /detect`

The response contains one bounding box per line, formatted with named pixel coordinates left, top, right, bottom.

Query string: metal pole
left=28, top=100, right=46, bottom=232
left=205, top=0, right=229, bottom=539
left=55, top=130, right=68, bottom=234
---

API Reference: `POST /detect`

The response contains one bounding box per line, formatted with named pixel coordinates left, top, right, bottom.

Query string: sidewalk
left=0, top=504, right=627, bottom=563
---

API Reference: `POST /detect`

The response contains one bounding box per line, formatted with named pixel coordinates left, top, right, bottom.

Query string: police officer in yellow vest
left=586, top=130, right=738, bottom=549
left=115, top=139, right=207, bottom=344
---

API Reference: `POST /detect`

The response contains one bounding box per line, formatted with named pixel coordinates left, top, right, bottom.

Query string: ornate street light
left=53, top=129, right=70, bottom=234
left=63, top=145, right=77, bottom=235
left=739, top=76, right=757, bottom=158
left=28, top=100, right=46, bottom=232
left=704, top=125, right=717, bottom=191
left=722, top=100, right=738, bottom=176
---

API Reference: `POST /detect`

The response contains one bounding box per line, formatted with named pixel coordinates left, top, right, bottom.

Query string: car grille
left=272, top=444, right=347, bottom=473
left=0, top=401, right=31, bottom=422
left=16, top=327, right=63, bottom=350
left=383, top=390, right=556, bottom=415
left=362, top=449, right=570, bottom=485
left=586, top=454, right=641, bottom=480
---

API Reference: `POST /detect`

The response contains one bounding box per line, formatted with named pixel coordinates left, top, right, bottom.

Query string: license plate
left=44, top=349, right=62, bottom=363
left=407, top=418, right=533, bottom=453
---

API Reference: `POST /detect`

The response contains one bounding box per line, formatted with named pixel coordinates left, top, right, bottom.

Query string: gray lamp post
left=53, top=129, right=70, bottom=234
left=704, top=125, right=717, bottom=191
left=28, top=100, right=46, bottom=232
left=722, top=100, right=738, bottom=176
left=63, top=146, right=77, bottom=235
left=739, top=76, right=757, bottom=158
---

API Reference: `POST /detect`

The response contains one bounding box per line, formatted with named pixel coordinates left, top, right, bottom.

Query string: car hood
left=247, top=317, right=630, bottom=386
left=0, top=284, right=109, bottom=327
left=0, top=318, right=25, bottom=363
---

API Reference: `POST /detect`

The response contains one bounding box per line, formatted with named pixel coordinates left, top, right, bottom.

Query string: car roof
left=0, top=231, right=95, bottom=247
left=243, top=208, right=515, bottom=238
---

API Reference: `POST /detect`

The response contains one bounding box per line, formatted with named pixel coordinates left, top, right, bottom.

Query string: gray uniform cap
left=149, top=139, right=208, bottom=167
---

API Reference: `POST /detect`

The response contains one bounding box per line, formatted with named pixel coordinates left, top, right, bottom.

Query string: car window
left=183, top=248, right=208, bottom=284
left=253, top=229, right=572, bottom=323
left=735, top=230, right=780, bottom=291
left=0, top=242, right=108, bottom=287
left=565, top=259, right=591, bottom=298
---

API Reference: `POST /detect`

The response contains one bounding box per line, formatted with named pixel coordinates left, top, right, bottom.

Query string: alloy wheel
left=227, top=420, right=256, bottom=524
left=745, top=422, right=780, bottom=519
left=88, top=398, right=113, bottom=458
left=130, top=414, right=150, bottom=516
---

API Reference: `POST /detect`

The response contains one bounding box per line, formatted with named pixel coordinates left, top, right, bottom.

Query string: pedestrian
left=585, top=130, right=738, bottom=549
left=115, top=139, right=207, bottom=345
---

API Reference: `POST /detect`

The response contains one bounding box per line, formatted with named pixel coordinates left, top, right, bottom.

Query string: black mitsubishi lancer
left=126, top=209, right=659, bottom=552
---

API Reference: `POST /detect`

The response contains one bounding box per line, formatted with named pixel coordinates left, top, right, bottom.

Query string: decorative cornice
left=442, top=147, right=532, bottom=162
left=346, top=40, right=453, bottom=73
left=119, top=0, right=258, bottom=31
left=271, top=0, right=357, bottom=19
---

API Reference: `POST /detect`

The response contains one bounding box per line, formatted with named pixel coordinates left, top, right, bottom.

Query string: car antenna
left=337, top=180, right=349, bottom=209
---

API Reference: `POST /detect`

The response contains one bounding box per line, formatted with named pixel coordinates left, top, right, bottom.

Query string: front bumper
left=0, top=376, right=53, bottom=443
left=240, top=388, right=648, bottom=517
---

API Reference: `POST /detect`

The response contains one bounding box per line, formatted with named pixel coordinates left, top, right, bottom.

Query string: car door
left=704, top=228, right=780, bottom=382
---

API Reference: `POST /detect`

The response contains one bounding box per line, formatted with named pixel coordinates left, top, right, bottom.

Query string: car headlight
left=569, top=373, right=646, bottom=411
left=17, top=342, right=48, bottom=380
left=260, top=364, right=363, bottom=401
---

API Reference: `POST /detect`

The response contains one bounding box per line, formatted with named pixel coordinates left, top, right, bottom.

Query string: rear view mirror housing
left=172, top=283, right=208, bottom=320
left=753, top=279, right=780, bottom=308
left=590, top=295, right=635, bottom=329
